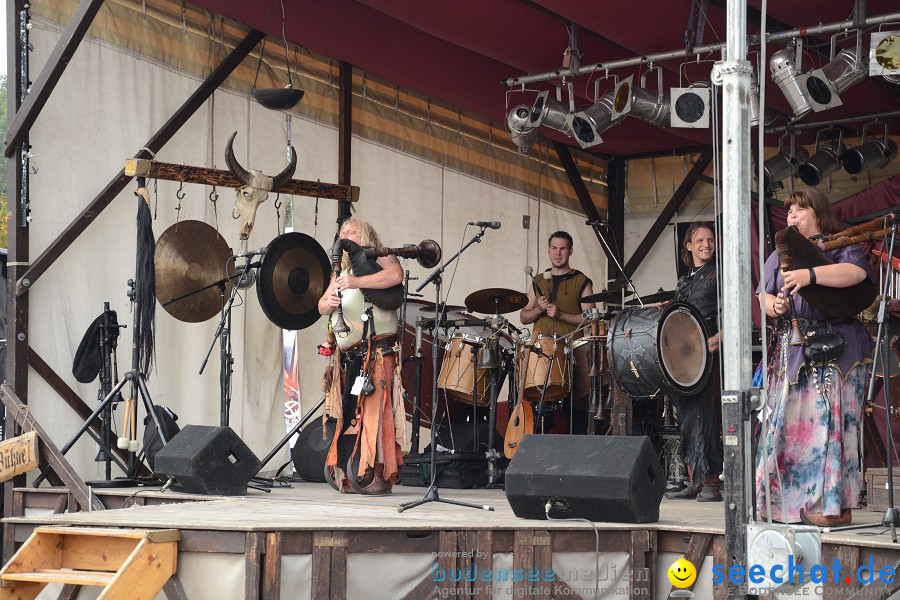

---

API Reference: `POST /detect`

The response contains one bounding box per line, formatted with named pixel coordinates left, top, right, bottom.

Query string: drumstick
left=524, top=266, right=542, bottom=298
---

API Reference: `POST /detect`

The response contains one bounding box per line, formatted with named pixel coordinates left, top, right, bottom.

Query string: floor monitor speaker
left=505, top=434, right=665, bottom=523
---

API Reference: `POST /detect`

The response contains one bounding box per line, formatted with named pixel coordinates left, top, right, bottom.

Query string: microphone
left=468, top=221, right=501, bottom=229
left=234, top=247, right=268, bottom=258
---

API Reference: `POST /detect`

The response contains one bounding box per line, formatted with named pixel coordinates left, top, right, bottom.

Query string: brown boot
left=800, top=508, right=851, bottom=527
left=359, top=463, right=393, bottom=496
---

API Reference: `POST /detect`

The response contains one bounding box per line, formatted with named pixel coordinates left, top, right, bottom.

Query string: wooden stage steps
left=0, top=526, right=179, bottom=600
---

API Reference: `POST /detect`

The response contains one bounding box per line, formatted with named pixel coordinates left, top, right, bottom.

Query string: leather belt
left=341, top=335, right=397, bottom=362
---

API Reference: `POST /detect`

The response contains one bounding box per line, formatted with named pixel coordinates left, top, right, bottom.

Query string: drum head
left=658, top=301, right=712, bottom=395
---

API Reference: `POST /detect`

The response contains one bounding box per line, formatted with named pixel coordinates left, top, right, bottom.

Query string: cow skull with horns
left=225, top=131, right=298, bottom=240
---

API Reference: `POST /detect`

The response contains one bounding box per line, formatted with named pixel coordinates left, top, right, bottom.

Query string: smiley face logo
left=667, top=558, right=697, bottom=588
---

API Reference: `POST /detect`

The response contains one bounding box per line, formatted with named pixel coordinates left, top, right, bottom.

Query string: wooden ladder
left=0, top=526, right=179, bottom=600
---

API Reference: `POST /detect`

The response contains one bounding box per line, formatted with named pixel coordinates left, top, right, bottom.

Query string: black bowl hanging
left=252, top=86, right=305, bottom=110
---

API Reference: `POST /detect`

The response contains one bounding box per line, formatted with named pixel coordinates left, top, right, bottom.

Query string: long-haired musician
left=757, top=187, right=875, bottom=526
left=317, top=218, right=406, bottom=495
left=665, top=222, right=724, bottom=503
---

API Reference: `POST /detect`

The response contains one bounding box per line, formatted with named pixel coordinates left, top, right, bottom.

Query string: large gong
left=256, top=232, right=330, bottom=330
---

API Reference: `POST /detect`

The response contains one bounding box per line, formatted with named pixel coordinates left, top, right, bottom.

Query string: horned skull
left=225, top=131, right=297, bottom=240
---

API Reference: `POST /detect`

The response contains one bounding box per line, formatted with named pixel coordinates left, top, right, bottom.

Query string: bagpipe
left=774, top=215, right=894, bottom=318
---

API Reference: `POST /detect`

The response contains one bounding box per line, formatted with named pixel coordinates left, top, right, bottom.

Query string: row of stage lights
left=508, top=31, right=900, bottom=188
left=763, top=124, right=898, bottom=192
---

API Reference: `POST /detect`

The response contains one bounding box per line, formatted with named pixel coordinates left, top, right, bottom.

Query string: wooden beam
left=124, top=159, right=358, bottom=201
left=3, top=0, right=106, bottom=157
left=622, top=147, right=713, bottom=279
left=665, top=533, right=711, bottom=598
left=263, top=532, right=282, bottom=600
left=605, top=157, right=627, bottom=286
left=14, top=29, right=265, bottom=297
left=552, top=142, right=621, bottom=274
left=0, top=384, right=104, bottom=512
left=244, top=531, right=264, bottom=600
left=311, top=531, right=333, bottom=600
left=630, top=530, right=656, bottom=600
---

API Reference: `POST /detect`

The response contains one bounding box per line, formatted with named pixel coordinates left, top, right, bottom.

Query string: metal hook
left=176, top=181, right=186, bottom=200
left=273, top=194, right=282, bottom=209
left=209, top=186, right=218, bottom=203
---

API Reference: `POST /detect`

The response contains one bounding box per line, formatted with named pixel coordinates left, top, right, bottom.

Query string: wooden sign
left=0, top=431, right=39, bottom=483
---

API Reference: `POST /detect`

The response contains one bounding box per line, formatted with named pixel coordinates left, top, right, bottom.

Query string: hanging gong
left=256, top=232, right=330, bottom=330
left=155, top=220, right=233, bottom=323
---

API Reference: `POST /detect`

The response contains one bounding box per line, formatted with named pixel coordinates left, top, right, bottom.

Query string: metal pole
left=503, top=11, right=900, bottom=87
left=716, top=1, right=753, bottom=596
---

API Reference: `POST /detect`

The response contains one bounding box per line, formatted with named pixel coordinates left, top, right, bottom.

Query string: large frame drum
left=608, top=301, right=712, bottom=398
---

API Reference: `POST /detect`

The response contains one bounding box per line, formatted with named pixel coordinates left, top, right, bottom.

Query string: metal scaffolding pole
left=716, top=1, right=753, bottom=596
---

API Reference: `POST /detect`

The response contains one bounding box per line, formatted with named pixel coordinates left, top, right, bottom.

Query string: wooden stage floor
left=6, top=481, right=900, bottom=600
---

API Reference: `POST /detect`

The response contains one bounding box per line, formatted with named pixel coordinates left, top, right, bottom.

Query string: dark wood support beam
left=4, top=0, right=106, bottom=157
left=630, top=530, right=656, bottom=600
left=124, top=159, right=359, bottom=201
left=337, top=62, right=353, bottom=224
left=606, top=156, right=627, bottom=286
left=552, top=142, right=620, bottom=272
left=622, top=146, right=713, bottom=279
left=0, top=384, right=104, bottom=512
left=14, top=29, right=265, bottom=297
left=666, top=533, right=711, bottom=598
left=244, top=531, right=264, bottom=600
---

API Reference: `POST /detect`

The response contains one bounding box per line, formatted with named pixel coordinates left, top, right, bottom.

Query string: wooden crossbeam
left=0, top=384, right=104, bottom=512
left=125, top=159, right=360, bottom=202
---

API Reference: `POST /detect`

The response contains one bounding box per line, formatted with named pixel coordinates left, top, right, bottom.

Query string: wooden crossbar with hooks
left=125, top=158, right=360, bottom=202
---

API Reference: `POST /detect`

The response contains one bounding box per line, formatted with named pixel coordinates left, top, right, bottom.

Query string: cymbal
left=256, top=232, right=330, bottom=330
left=626, top=289, right=676, bottom=305
left=464, top=288, right=528, bottom=314
left=581, top=289, right=634, bottom=304
left=155, top=220, right=232, bottom=323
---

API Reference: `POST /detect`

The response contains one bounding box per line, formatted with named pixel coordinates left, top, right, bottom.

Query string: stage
left=5, top=481, right=900, bottom=600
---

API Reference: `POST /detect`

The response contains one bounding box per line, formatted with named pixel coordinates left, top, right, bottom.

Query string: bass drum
left=608, top=301, right=712, bottom=399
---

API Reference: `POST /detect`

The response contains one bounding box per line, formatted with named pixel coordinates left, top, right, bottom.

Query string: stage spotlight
left=797, top=130, right=845, bottom=186
left=529, top=91, right=574, bottom=136
left=507, top=104, right=538, bottom=152
left=799, top=48, right=866, bottom=112
left=770, top=46, right=812, bottom=119
left=566, top=91, right=618, bottom=148
left=611, top=76, right=634, bottom=121
left=631, top=87, right=671, bottom=126
left=841, top=124, right=898, bottom=175
left=870, top=31, right=900, bottom=84
left=763, top=144, right=809, bottom=193
left=670, top=86, right=711, bottom=128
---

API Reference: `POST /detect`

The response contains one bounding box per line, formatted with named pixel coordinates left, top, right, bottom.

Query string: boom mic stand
left=830, top=214, right=898, bottom=537
left=198, top=254, right=263, bottom=426
left=586, top=220, right=643, bottom=304
left=399, top=226, right=496, bottom=513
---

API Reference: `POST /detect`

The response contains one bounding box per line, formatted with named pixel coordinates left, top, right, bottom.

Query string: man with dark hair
left=519, top=232, right=595, bottom=433
left=520, top=231, right=595, bottom=336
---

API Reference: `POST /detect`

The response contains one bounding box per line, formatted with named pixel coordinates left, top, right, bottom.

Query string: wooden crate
left=866, top=467, right=900, bottom=512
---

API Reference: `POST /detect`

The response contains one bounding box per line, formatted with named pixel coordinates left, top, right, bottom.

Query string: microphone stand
left=399, top=226, right=495, bottom=513
left=586, top=220, right=643, bottom=305
left=199, top=256, right=262, bottom=426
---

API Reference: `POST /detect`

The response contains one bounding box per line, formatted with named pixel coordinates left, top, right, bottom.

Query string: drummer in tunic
left=317, top=218, right=407, bottom=495
left=520, top=231, right=596, bottom=432
left=665, top=221, right=723, bottom=502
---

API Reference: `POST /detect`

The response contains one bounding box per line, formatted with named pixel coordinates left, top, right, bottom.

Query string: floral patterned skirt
left=755, top=363, right=867, bottom=523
